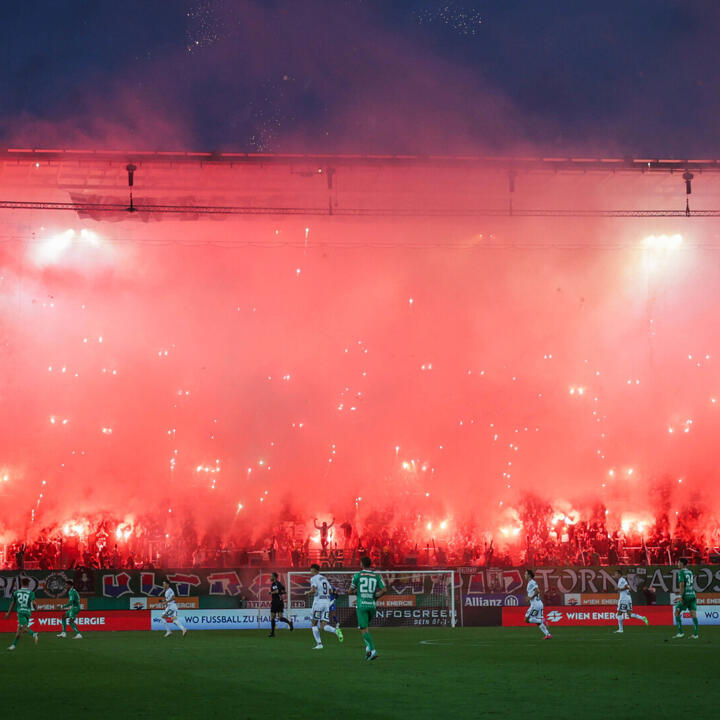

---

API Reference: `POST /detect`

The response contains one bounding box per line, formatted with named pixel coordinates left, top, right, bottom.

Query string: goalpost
left=287, top=569, right=456, bottom=628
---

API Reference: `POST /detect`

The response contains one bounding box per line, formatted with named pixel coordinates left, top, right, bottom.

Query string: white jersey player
left=305, top=564, right=343, bottom=649
left=613, top=569, right=648, bottom=633
left=161, top=580, right=188, bottom=637
left=524, top=569, right=551, bottom=639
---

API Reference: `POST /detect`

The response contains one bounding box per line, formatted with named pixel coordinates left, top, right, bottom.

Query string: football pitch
left=2, top=627, right=718, bottom=719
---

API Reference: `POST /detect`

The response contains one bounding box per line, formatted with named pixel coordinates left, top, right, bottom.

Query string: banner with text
left=502, top=605, right=672, bottom=627
left=150, top=608, right=314, bottom=631
left=2, top=566, right=719, bottom=608
left=0, top=610, right=150, bottom=633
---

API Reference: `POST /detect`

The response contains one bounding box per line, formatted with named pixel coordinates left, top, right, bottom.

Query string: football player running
left=161, top=579, right=188, bottom=638
left=305, top=564, right=343, bottom=649
left=524, top=569, right=551, bottom=639
left=613, top=568, right=648, bottom=633
left=673, top=558, right=699, bottom=639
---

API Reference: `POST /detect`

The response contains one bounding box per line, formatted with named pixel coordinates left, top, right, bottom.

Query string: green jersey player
left=5, top=577, right=39, bottom=650
left=57, top=579, right=83, bottom=639
left=349, top=557, right=386, bottom=661
left=673, top=558, right=699, bottom=639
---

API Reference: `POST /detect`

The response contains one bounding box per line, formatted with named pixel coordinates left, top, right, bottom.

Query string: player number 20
left=359, top=577, right=376, bottom=594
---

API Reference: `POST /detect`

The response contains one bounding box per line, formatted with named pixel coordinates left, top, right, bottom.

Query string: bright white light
left=643, top=234, right=683, bottom=251
left=35, top=229, right=74, bottom=264
left=80, top=228, right=101, bottom=246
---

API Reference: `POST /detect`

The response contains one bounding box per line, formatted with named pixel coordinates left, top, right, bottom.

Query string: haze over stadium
left=3, top=2, right=720, bottom=569
left=1, top=151, right=719, bottom=568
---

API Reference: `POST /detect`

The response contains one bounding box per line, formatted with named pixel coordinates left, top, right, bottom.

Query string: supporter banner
left=0, top=569, right=279, bottom=603
left=0, top=610, right=150, bottom=633
left=289, top=572, right=452, bottom=605
left=456, top=566, right=720, bottom=604
left=0, top=571, right=78, bottom=599
left=2, top=566, right=719, bottom=606
left=502, top=605, right=672, bottom=627
left=150, top=608, right=313, bottom=631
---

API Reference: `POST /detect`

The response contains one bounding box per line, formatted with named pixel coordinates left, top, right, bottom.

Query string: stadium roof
left=2, top=149, right=720, bottom=220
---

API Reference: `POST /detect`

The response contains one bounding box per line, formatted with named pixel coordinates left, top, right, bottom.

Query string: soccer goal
left=287, top=570, right=456, bottom=628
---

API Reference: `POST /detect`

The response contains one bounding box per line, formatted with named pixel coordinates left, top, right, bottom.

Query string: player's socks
left=175, top=617, right=187, bottom=632
left=69, top=620, right=79, bottom=634
left=539, top=623, right=550, bottom=636
left=362, top=631, right=375, bottom=651
left=692, top=618, right=699, bottom=636
left=33, top=633, right=38, bottom=644
left=323, top=624, right=337, bottom=634
left=312, top=626, right=322, bottom=645
left=616, top=616, right=624, bottom=632
left=629, top=613, right=645, bottom=622
left=270, top=618, right=276, bottom=635
left=62, top=618, right=67, bottom=632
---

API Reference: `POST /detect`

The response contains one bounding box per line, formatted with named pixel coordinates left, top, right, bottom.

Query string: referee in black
left=269, top=572, right=294, bottom=637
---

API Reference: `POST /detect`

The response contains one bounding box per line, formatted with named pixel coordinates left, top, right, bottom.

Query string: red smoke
left=1, top=157, right=720, bottom=556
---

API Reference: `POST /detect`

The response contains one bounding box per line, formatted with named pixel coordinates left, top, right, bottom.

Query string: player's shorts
left=356, top=606, right=376, bottom=628
left=270, top=601, right=285, bottom=614
left=66, top=607, right=80, bottom=619
left=17, top=612, right=31, bottom=627
left=163, top=604, right=179, bottom=620
left=675, top=596, right=697, bottom=612
left=617, top=599, right=632, bottom=615
left=312, top=599, right=331, bottom=623
left=525, top=602, right=544, bottom=624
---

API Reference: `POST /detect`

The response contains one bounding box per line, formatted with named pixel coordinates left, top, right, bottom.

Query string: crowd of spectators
left=2, top=506, right=719, bottom=571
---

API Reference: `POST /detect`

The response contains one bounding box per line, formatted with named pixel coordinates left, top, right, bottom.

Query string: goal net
left=287, top=570, right=456, bottom=628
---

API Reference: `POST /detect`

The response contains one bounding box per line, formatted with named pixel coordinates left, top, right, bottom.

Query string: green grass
left=2, top=626, right=718, bottom=719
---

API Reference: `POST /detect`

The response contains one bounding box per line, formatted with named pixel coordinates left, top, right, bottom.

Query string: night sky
left=2, top=1, right=719, bottom=155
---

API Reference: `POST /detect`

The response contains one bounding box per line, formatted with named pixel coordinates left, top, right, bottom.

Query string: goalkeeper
left=349, top=556, right=386, bottom=661
left=57, top=579, right=83, bottom=639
